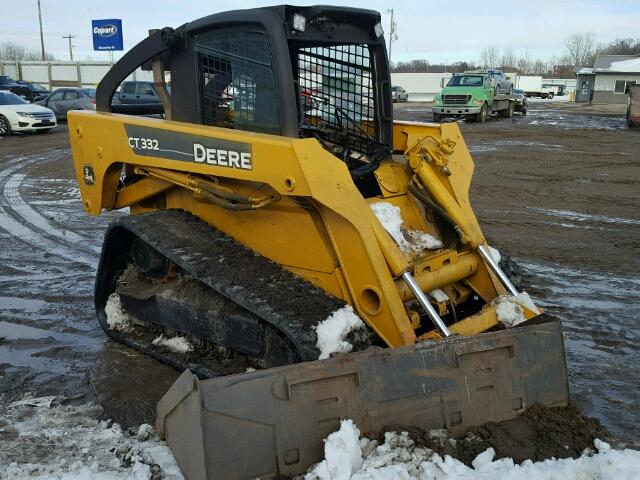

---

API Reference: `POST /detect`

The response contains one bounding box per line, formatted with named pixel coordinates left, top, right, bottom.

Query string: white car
left=0, top=90, right=57, bottom=136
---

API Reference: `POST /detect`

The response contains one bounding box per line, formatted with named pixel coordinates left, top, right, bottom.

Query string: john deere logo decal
left=94, top=25, right=117, bottom=37
left=83, top=165, right=95, bottom=186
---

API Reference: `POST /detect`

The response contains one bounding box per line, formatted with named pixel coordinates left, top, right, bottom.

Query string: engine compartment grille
left=442, top=95, right=471, bottom=105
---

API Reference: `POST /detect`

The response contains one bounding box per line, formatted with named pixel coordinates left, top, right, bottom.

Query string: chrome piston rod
left=402, top=271, right=451, bottom=337
left=476, top=244, right=518, bottom=296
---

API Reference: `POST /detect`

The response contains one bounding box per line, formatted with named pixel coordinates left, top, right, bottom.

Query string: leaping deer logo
left=83, top=165, right=95, bottom=186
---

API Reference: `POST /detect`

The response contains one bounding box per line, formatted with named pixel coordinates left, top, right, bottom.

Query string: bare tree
left=530, top=59, right=546, bottom=75
left=564, top=33, right=597, bottom=67
left=515, top=49, right=531, bottom=74
left=0, top=40, right=56, bottom=61
left=479, top=46, right=500, bottom=68
left=500, top=48, right=517, bottom=69
left=599, top=38, right=640, bottom=55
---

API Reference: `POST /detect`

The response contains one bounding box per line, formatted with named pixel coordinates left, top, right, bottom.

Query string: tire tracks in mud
left=0, top=151, right=99, bottom=268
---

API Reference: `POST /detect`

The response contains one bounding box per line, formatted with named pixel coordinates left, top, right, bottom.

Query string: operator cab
left=96, top=6, right=393, bottom=196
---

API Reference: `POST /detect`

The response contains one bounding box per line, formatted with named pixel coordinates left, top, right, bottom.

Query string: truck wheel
left=432, top=113, right=441, bottom=122
left=522, top=106, right=527, bottom=116
left=505, top=102, right=514, bottom=118
left=547, top=92, right=554, bottom=99
left=0, top=116, right=11, bottom=136
left=476, top=104, right=487, bottom=123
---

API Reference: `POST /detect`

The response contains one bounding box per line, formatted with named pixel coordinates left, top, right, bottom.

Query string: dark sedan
left=17, top=81, right=51, bottom=102
left=513, top=88, right=528, bottom=115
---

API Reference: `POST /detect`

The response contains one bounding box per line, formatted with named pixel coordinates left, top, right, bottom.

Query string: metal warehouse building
left=575, top=55, right=640, bottom=104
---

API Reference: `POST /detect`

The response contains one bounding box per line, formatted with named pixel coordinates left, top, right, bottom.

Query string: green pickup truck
left=432, top=70, right=515, bottom=123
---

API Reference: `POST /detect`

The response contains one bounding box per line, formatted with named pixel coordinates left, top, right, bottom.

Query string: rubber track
left=105, top=209, right=346, bottom=365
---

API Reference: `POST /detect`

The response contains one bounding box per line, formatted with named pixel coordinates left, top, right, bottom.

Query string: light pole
left=37, top=0, right=45, bottom=60
left=62, top=34, right=75, bottom=61
left=386, top=9, right=397, bottom=63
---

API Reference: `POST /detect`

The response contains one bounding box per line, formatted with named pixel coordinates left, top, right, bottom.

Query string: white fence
left=391, top=73, right=577, bottom=101
left=0, top=60, right=153, bottom=89
left=390, top=73, right=452, bottom=102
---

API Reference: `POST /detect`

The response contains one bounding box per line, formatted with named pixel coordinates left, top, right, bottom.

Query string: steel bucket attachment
left=156, top=315, right=568, bottom=479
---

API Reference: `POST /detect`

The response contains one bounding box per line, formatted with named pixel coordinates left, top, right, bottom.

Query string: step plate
left=157, top=315, right=568, bottom=480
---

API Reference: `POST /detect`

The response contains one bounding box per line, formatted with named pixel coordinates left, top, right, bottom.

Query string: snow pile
left=492, top=292, right=540, bottom=328
left=403, top=229, right=443, bottom=251
left=487, top=245, right=501, bottom=263
left=104, top=293, right=133, bottom=332
left=152, top=334, right=194, bottom=354
left=370, top=202, right=443, bottom=254
left=0, top=396, right=183, bottom=480
left=315, top=305, right=365, bottom=360
left=429, top=289, right=449, bottom=303
left=305, top=420, right=640, bottom=480
left=607, top=58, right=640, bottom=73
left=306, top=420, right=364, bottom=479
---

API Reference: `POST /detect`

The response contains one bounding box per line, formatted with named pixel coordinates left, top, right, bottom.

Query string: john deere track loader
left=68, top=5, right=568, bottom=478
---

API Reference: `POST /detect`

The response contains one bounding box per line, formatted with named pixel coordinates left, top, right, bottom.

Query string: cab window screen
left=195, top=32, right=280, bottom=135
left=297, top=44, right=376, bottom=158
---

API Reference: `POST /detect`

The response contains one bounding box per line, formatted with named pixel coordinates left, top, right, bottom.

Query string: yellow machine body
left=69, top=111, right=536, bottom=347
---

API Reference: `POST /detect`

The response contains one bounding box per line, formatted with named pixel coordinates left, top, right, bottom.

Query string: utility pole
left=37, top=0, right=45, bottom=61
left=62, top=34, right=75, bottom=61
left=386, top=9, right=398, bottom=64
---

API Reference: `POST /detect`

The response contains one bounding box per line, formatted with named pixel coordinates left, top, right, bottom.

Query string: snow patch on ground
left=104, top=293, right=133, bottom=332
left=314, top=305, right=365, bottom=360
left=370, top=202, right=443, bottom=254
left=304, top=420, right=640, bottom=480
left=493, top=291, right=541, bottom=328
left=152, top=334, right=194, bottom=354
left=0, top=396, right=183, bottom=480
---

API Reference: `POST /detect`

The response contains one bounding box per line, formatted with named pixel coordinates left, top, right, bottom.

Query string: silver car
left=392, top=86, right=408, bottom=102
left=35, top=87, right=96, bottom=120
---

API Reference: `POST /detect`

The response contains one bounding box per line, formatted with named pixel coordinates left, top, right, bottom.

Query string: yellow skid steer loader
left=68, top=5, right=568, bottom=478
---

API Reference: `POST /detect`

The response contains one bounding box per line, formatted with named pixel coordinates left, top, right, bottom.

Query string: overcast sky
left=1, top=0, right=639, bottom=64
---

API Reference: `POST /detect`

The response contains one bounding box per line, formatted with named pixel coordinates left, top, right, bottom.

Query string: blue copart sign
left=92, top=19, right=124, bottom=51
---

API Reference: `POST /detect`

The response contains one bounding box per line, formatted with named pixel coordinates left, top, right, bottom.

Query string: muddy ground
left=389, top=403, right=610, bottom=466
left=0, top=101, right=638, bottom=449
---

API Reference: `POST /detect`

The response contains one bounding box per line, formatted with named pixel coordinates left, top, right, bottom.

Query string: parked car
left=0, top=90, right=57, bottom=135
left=0, top=75, right=31, bottom=99
left=35, top=87, right=96, bottom=120
left=117, top=81, right=160, bottom=104
left=110, top=81, right=164, bottom=115
left=513, top=88, right=528, bottom=115
left=391, top=86, right=408, bottom=102
left=16, top=81, right=50, bottom=102
left=300, top=87, right=326, bottom=111
left=488, top=69, right=513, bottom=94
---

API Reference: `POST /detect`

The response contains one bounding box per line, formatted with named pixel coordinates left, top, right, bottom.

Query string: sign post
left=92, top=19, right=124, bottom=52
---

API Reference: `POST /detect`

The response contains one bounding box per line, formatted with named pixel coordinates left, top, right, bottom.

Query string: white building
left=576, top=55, right=640, bottom=104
